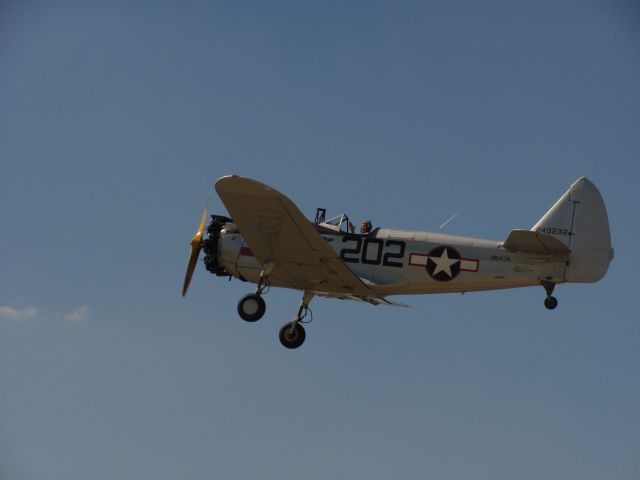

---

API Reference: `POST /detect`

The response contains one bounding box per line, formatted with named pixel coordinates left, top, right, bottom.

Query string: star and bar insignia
left=409, top=246, right=479, bottom=282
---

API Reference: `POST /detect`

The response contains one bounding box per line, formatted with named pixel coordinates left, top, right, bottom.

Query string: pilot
left=360, top=219, right=372, bottom=235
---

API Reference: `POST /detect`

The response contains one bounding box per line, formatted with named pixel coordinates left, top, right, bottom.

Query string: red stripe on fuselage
left=408, top=252, right=479, bottom=272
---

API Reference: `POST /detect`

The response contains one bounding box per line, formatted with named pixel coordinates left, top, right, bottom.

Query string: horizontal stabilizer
left=503, top=229, right=571, bottom=254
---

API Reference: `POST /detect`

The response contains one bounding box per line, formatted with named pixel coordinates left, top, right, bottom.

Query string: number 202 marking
left=339, top=236, right=405, bottom=268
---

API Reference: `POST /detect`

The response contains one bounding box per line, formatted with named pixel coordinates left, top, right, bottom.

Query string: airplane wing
left=215, top=176, right=370, bottom=294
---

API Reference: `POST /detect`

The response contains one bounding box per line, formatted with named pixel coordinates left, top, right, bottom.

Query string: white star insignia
left=430, top=248, right=460, bottom=278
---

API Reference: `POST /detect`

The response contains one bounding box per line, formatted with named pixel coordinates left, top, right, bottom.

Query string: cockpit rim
left=316, top=213, right=379, bottom=237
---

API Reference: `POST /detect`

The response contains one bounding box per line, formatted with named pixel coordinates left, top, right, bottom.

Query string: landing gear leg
left=279, top=291, right=314, bottom=349
left=237, top=264, right=273, bottom=322
left=542, top=281, right=558, bottom=310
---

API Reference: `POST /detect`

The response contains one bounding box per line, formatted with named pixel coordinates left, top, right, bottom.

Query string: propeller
left=182, top=197, right=209, bottom=297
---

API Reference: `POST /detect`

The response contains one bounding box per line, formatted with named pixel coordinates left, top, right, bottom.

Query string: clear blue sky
left=1, top=1, right=639, bottom=479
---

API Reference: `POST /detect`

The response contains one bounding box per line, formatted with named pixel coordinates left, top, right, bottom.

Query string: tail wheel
left=237, top=294, right=266, bottom=322
left=279, top=322, right=306, bottom=349
left=544, top=296, right=558, bottom=310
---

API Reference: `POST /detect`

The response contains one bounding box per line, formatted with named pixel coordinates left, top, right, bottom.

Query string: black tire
left=544, top=296, right=558, bottom=310
left=237, top=294, right=266, bottom=322
left=279, top=322, right=306, bottom=349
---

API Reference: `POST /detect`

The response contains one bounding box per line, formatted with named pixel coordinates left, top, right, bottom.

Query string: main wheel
left=279, top=322, right=306, bottom=349
left=544, top=296, right=558, bottom=310
left=237, top=294, right=266, bottom=322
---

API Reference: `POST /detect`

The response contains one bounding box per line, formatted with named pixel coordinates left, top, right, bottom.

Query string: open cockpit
left=314, top=208, right=377, bottom=236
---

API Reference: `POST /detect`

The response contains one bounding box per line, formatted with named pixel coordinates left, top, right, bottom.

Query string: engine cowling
left=202, top=215, right=232, bottom=276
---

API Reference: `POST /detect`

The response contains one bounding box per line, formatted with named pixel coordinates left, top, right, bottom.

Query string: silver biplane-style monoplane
left=183, top=176, right=612, bottom=349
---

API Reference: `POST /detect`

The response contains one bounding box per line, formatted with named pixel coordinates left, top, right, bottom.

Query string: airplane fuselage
left=217, top=226, right=568, bottom=297
left=183, top=175, right=610, bottom=348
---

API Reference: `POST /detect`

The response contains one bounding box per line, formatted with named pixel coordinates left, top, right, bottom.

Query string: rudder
left=532, top=177, right=613, bottom=283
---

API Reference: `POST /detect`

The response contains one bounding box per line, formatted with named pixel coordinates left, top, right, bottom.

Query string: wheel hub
left=242, top=298, right=259, bottom=315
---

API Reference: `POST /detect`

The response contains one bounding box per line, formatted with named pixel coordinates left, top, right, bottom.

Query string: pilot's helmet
left=361, top=219, right=372, bottom=232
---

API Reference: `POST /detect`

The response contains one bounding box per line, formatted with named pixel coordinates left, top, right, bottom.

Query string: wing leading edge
left=215, top=176, right=370, bottom=294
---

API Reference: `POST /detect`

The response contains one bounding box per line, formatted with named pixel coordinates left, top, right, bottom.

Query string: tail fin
left=532, top=177, right=613, bottom=283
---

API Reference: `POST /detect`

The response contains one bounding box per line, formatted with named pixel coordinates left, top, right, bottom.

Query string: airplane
left=182, top=175, right=613, bottom=349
